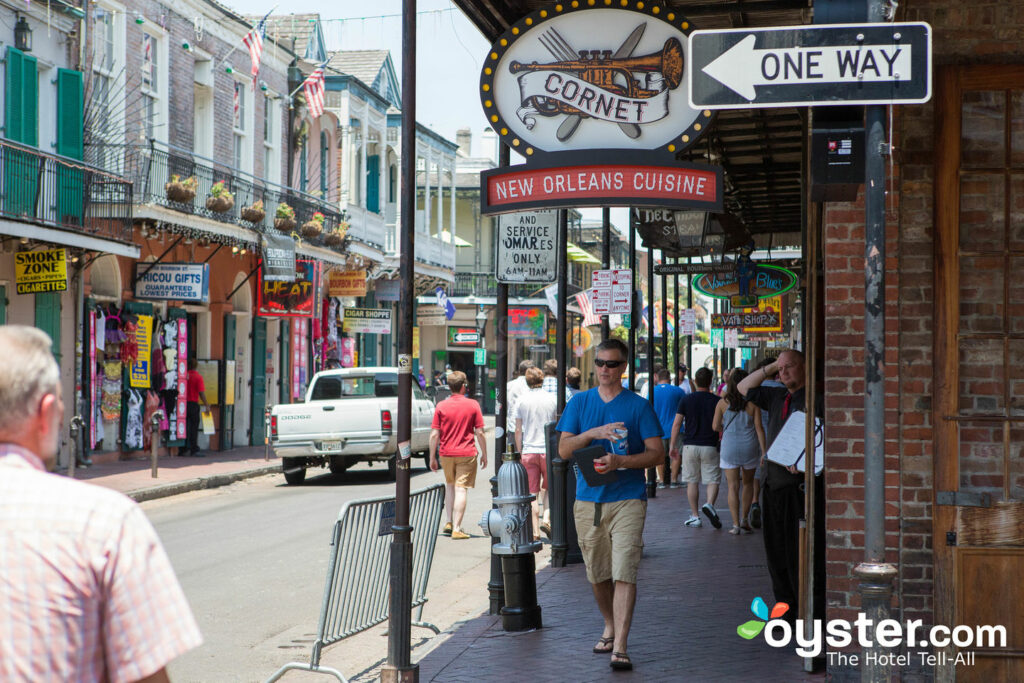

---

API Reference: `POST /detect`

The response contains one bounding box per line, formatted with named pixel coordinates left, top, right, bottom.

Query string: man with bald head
left=737, top=349, right=825, bottom=630
left=0, top=325, right=201, bottom=682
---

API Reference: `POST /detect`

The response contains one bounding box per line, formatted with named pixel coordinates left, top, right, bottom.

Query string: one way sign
left=687, top=23, right=931, bottom=109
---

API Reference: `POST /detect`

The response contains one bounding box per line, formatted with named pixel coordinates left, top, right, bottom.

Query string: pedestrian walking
left=179, top=357, right=211, bottom=457
left=566, top=366, right=583, bottom=397
left=676, top=363, right=694, bottom=393
left=0, top=325, right=202, bottom=682
left=542, top=358, right=572, bottom=402
left=668, top=367, right=723, bottom=529
left=514, top=367, right=557, bottom=539
left=506, top=359, right=535, bottom=426
left=651, top=367, right=685, bottom=488
left=430, top=371, right=488, bottom=539
left=557, top=339, right=664, bottom=671
left=712, top=369, right=766, bottom=535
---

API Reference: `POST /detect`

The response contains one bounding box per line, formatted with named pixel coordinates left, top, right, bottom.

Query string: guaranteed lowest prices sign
left=15, top=249, right=68, bottom=294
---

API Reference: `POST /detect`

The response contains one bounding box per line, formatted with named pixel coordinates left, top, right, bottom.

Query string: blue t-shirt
left=677, top=390, right=720, bottom=447
left=652, top=382, right=685, bottom=441
left=556, top=387, right=663, bottom=503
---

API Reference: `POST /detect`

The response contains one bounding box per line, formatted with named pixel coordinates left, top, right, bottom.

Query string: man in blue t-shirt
left=557, top=339, right=663, bottom=672
left=651, top=367, right=685, bottom=489
left=668, top=367, right=724, bottom=529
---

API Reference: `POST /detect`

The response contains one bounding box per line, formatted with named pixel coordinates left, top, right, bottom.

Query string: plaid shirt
left=0, top=444, right=202, bottom=682
left=542, top=376, right=572, bottom=402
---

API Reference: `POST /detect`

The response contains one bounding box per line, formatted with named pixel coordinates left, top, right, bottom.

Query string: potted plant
left=165, top=175, right=197, bottom=203
left=274, top=203, right=296, bottom=232
left=205, top=180, right=235, bottom=213
left=301, top=211, right=326, bottom=239
left=324, top=220, right=349, bottom=247
left=240, top=199, right=265, bottom=224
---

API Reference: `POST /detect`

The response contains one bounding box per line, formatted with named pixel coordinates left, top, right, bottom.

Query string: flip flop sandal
left=610, top=652, right=633, bottom=671
left=592, top=636, right=614, bottom=654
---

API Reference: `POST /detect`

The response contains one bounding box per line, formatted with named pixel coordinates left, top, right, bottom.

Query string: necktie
left=782, top=393, right=792, bottom=420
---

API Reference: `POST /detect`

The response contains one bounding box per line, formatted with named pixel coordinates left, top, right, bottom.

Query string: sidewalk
left=414, top=487, right=825, bottom=682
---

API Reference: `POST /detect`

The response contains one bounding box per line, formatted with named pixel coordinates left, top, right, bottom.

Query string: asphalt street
left=145, top=456, right=543, bottom=682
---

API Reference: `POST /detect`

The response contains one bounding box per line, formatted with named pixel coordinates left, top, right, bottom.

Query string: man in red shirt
left=429, top=371, right=487, bottom=539
left=179, top=358, right=211, bottom=457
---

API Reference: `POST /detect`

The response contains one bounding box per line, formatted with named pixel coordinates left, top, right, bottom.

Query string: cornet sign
left=482, top=3, right=712, bottom=155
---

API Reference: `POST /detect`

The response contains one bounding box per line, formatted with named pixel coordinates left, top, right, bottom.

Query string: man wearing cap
left=676, top=364, right=694, bottom=394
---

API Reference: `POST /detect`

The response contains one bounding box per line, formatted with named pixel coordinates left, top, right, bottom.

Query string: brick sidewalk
left=416, top=487, right=825, bottom=682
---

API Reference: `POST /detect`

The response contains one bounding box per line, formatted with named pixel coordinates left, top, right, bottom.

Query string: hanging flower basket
left=324, top=231, right=345, bottom=247
left=165, top=175, right=197, bottom=203
left=300, top=220, right=323, bottom=239
left=241, top=204, right=266, bottom=223
left=206, top=195, right=235, bottom=213
left=274, top=217, right=297, bottom=233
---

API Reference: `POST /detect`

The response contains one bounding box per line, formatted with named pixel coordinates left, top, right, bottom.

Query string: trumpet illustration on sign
left=510, top=23, right=683, bottom=141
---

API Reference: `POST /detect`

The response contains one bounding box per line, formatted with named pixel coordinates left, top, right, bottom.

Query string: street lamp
left=475, top=306, right=488, bottom=406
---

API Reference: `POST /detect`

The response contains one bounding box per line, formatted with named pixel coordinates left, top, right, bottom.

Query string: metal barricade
left=266, top=483, right=445, bottom=682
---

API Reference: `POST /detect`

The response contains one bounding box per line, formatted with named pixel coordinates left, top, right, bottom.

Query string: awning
left=566, top=242, right=601, bottom=265
left=0, top=219, right=140, bottom=258
left=439, top=230, right=473, bottom=248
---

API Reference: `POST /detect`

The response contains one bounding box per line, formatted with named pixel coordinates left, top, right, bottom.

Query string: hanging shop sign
left=633, top=209, right=707, bottom=255
left=743, top=296, right=784, bottom=333
left=417, top=306, right=446, bottom=327
left=481, top=151, right=722, bottom=214
left=262, top=232, right=297, bottom=282
left=15, top=249, right=68, bottom=294
left=329, top=270, right=368, bottom=297
left=258, top=259, right=317, bottom=318
left=692, top=264, right=797, bottom=301
left=508, top=307, right=546, bottom=339
left=711, top=310, right=782, bottom=330
left=496, top=210, right=558, bottom=283
left=129, top=315, right=153, bottom=389
left=134, top=263, right=210, bottom=302
left=343, top=308, right=393, bottom=335
left=375, top=279, right=401, bottom=302
left=482, top=4, right=711, bottom=154
left=448, top=327, right=482, bottom=347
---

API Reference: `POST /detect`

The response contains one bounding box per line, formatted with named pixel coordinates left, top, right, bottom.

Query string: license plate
left=320, top=441, right=342, bottom=452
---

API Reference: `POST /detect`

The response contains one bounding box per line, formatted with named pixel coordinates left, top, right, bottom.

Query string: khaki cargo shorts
left=441, top=455, right=477, bottom=488
left=573, top=499, right=647, bottom=584
left=681, top=445, right=721, bottom=484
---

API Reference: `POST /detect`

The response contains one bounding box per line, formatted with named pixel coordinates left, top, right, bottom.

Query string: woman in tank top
left=712, top=369, right=767, bottom=534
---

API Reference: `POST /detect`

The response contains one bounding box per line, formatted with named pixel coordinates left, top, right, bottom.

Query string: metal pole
left=646, top=244, right=656, bottom=498
left=557, top=210, right=568, bottom=416
left=660, top=254, right=668, bottom=371
left=673, top=258, right=680, bottom=382
left=383, top=0, right=417, bottom=679
left=628, top=210, right=636, bottom=392
left=601, top=207, right=611, bottom=340
left=687, top=256, right=693, bottom=370
left=854, top=0, right=897, bottom=673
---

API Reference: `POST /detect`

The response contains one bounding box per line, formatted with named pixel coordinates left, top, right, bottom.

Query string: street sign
left=448, top=328, right=481, bottom=346
left=688, top=23, right=931, bottom=109
left=496, top=210, right=558, bottom=283
left=529, top=344, right=550, bottom=353
left=655, top=261, right=734, bottom=276
left=591, top=269, right=633, bottom=315
left=474, top=348, right=487, bottom=365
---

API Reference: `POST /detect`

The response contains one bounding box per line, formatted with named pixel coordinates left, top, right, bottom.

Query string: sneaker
left=684, top=515, right=702, bottom=528
left=451, top=530, right=471, bottom=540
left=669, top=482, right=682, bottom=489
left=702, top=502, right=722, bottom=529
left=657, top=483, right=667, bottom=489
left=442, top=523, right=452, bottom=537
left=749, top=503, right=762, bottom=529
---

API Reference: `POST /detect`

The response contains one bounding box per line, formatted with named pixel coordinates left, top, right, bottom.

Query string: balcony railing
left=417, top=233, right=457, bottom=271
left=87, top=141, right=347, bottom=251
left=0, top=138, right=133, bottom=243
left=451, top=272, right=545, bottom=299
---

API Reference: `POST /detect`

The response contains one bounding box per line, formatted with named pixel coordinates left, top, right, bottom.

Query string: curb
left=125, top=463, right=281, bottom=503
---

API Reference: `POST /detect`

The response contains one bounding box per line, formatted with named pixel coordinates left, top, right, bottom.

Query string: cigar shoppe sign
left=479, top=2, right=721, bottom=215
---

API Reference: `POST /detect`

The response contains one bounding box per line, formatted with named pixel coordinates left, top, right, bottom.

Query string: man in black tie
left=738, top=350, right=825, bottom=628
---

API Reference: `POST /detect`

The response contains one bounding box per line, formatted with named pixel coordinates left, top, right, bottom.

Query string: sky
left=233, top=0, right=627, bottom=227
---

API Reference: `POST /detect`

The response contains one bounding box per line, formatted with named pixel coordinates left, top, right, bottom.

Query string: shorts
left=441, top=455, right=477, bottom=488
left=521, top=451, right=546, bottom=494
left=573, top=499, right=647, bottom=584
left=681, top=445, right=721, bottom=484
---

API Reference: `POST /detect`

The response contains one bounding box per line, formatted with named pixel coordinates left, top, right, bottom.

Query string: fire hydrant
left=479, top=447, right=543, bottom=631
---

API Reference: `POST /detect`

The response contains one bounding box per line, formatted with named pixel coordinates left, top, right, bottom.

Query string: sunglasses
left=594, top=359, right=625, bottom=369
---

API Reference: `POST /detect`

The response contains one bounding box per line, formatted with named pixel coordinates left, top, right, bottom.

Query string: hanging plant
left=301, top=211, right=325, bottom=239
left=205, top=180, right=235, bottom=213
left=274, top=203, right=296, bottom=233
left=165, top=174, right=197, bottom=203
left=324, top=220, right=348, bottom=247
left=241, top=199, right=265, bottom=224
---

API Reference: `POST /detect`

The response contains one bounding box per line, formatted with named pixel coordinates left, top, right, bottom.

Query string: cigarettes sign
left=15, top=249, right=68, bottom=294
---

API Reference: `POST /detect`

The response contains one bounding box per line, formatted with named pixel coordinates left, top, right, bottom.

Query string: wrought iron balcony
left=451, top=271, right=544, bottom=299
left=0, top=137, right=133, bottom=243
left=87, top=141, right=348, bottom=251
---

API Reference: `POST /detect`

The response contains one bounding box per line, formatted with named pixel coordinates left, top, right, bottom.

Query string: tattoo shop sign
left=496, top=210, right=557, bottom=283
left=482, top=4, right=711, bottom=154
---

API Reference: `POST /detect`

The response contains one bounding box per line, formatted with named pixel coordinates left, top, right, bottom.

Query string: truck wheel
left=329, top=456, right=348, bottom=476
left=283, top=458, right=307, bottom=486
left=387, top=454, right=397, bottom=481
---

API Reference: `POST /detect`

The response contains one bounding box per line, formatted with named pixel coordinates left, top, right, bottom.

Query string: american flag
left=302, top=64, right=326, bottom=119
left=242, top=10, right=271, bottom=87
left=574, top=289, right=600, bottom=327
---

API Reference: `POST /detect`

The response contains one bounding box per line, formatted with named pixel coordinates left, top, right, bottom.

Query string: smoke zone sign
left=496, top=210, right=558, bottom=283
left=688, top=23, right=931, bottom=109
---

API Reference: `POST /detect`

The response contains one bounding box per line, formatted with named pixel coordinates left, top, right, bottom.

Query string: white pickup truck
left=270, top=367, right=436, bottom=485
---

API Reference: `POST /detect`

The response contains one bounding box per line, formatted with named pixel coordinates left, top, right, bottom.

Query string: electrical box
left=810, top=126, right=865, bottom=202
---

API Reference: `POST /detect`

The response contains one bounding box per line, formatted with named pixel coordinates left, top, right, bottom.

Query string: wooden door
left=221, top=313, right=236, bottom=450
left=934, top=65, right=1024, bottom=681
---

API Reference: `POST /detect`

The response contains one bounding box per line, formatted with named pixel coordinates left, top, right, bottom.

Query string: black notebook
left=573, top=445, right=620, bottom=487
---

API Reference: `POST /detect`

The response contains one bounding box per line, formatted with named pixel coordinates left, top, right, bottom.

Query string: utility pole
left=601, top=207, right=610, bottom=340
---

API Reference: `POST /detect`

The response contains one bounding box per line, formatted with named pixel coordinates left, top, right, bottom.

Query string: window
left=140, top=30, right=165, bottom=142
left=310, top=374, right=398, bottom=400
left=233, top=81, right=246, bottom=170
left=262, top=95, right=278, bottom=183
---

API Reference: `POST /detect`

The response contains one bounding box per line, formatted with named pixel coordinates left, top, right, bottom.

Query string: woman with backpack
left=712, top=368, right=766, bottom=534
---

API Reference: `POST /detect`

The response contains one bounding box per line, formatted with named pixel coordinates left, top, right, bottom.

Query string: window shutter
left=5, top=47, right=24, bottom=142
left=56, top=69, right=84, bottom=159
left=34, top=292, right=61, bottom=362
left=22, top=51, right=37, bottom=147
left=366, top=154, right=380, bottom=213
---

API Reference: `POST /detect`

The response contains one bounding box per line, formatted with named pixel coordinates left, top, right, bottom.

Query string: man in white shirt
left=506, top=359, right=535, bottom=425
left=515, top=367, right=557, bottom=539
left=676, top=364, right=695, bottom=394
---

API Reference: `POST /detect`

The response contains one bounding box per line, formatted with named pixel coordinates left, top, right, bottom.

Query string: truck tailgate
left=274, top=401, right=385, bottom=442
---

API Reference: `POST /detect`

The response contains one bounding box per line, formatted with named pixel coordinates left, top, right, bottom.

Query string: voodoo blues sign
left=481, top=3, right=712, bottom=155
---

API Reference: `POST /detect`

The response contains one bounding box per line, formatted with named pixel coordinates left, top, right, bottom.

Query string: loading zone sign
left=496, top=210, right=557, bottom=283
left=688, top=23, right=931, bottom=109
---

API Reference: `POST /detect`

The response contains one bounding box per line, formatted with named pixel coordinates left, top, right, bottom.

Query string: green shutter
left=5, top=47, right=39, bottom=217
left=366, top=155, right=380, bottom=213
left=0, top=285, right=7, bottom=324
left=34, top=292, right=61, bottom=362
left=56, top=69, right=84, bottom=159
left=251, top=318, right=267, bottom=445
